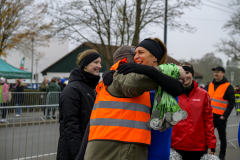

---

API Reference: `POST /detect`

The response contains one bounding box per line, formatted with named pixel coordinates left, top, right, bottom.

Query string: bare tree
left=215, top=0, right=240, bottom=62
left=0, top=0, right=52, bottom=57
left=48, top=0, right=201, bottom=66
left=189, top=53, right=223, bottom=83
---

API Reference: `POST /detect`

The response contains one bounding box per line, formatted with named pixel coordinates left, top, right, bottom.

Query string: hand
left=220, top=116, right=225, bottom=120
left=117, top=63, right=137, bottom=75
left=45, top=83, right=48, bottom=86
left=208, top=148, right=215, bottom=155
left=177, top=66, right=186, bottom=84
left=103, top=70, right=115, bottom=86
left=159, top=128, right=167, bottom=132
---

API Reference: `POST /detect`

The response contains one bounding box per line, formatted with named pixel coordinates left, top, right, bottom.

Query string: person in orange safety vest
left=208, top=66, right=235, bottom=160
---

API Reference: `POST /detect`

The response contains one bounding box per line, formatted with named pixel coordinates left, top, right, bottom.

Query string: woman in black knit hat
left=57, top=49, right=102, bottom=160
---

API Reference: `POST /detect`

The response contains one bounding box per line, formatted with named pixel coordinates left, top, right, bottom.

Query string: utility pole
left=31, top=37, right=34, bottom=85
left=164, top=0, right=168, bottom=46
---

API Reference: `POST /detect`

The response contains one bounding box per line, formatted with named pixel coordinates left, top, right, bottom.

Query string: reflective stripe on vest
left=91, top=118, right=150, bottom=130
left=208, top=82, right=230, bottom=115
left=211, top=98, right=229, bottom=104
left=90, top=60, right=151, bottom=144
left=211, top=105, right=227, bottom=111
left=93, top=101, right=151, bottom=114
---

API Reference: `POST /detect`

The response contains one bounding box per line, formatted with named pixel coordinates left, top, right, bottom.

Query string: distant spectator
left=235, top=85, right=240, bottom=94
left=40, top=77, right=49, bottom=92
left=39, top=77, right=49, bottom=116
left=0, top=78, right=10, bottom=122
left=57, top=78, right=61, bottom=85
left=13, top=79, right=24, bottom=117
left=205, top=82, right=210, bottom=91
left=46, top=78, right=61, bottom=118
left=59, top=78, right=66, bottom=91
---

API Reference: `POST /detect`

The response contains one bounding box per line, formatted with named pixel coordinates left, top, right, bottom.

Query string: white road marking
left=12, top=152, right=57, bottom=160
left=227, top=124, right=239, bottom=128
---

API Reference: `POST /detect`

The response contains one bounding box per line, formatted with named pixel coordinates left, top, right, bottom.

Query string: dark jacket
left=58, top=82, right=66, bottom=91
left=57, top=68, right=99, bottom=160
left=13, top=83, right=25, bottom=104
left=46, top=82, right=61, bottom=105
left=210, top=77, right=235, bottom=119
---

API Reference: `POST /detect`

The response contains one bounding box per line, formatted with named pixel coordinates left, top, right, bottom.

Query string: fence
left=0, top=105, right=60, bottom=160
left=0, top=92, right=60, bottom=160
left=1, top=92, right=60, bottom=122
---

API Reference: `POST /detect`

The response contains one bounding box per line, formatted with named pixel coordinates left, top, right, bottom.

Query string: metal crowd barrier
left=0, top=92, right=60, bottom=123
left=0, top=105, right=59, bottom=160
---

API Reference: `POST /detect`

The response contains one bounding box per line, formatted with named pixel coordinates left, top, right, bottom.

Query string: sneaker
left=16, top=114, right=20, bottom=117
left=0, top=119, right=7, bottom=123
left=219, top=153, right=225, bottom=160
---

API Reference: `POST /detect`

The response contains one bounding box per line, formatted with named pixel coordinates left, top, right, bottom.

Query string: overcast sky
left=143, top=0, right=234, bottom=66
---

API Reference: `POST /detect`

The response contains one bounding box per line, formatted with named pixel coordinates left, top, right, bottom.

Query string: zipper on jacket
left=186, top=94, right=190, bottom=150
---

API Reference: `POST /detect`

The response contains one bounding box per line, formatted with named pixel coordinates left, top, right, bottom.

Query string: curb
left=0, top=120, right=59, bottom=128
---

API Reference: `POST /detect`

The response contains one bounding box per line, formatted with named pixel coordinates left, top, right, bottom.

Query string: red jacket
left=171, top=81, right=216, bottom=151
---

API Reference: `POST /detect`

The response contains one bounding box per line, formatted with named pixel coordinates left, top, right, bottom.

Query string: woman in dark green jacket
left=46, top=78, right=61, bottom=118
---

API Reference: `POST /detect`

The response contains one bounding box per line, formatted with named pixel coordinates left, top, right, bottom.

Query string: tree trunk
left=131, top=0, right=141, bottom=46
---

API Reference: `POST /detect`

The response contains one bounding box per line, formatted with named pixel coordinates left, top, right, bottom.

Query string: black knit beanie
left=79, top=53, right=101, bottom=69
left=136, top=38, right=163, bottom=62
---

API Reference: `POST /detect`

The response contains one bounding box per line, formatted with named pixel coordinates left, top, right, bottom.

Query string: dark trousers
left=213, top=115, right=227, bottom=155
left=1, top=103, right=8, bottom=119
left=175, top=149, right=205, bottom=160
left=43, top=108, right=55, bottom=116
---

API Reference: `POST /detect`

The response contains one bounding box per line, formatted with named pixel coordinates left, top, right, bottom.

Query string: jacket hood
left=48, top=82, right=58, bottom=88
left=69, top=68, right=85, bottom=83
left=68, top=67, right=100, bottom=89
left=212, top=76, right=228, bottom=85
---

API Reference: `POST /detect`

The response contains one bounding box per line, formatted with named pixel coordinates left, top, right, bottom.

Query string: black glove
left=103, top=70, right=115, bottom=86
left=117, top=63, right=152, bottom=75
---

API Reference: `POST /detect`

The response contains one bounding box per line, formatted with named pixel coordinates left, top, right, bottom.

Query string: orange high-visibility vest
left=208, top=82, right=230, bottom=115
left=90, top=59, right=151, bottom=145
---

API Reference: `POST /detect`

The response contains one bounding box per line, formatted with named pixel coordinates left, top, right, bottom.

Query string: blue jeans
left=16, top=104, right=21, bottom=115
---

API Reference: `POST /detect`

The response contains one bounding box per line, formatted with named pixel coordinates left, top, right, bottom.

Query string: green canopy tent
left=0, top=58, right=32, bottom=79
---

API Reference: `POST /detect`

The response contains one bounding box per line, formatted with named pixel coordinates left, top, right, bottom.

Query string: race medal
left=180, top=110, right=188, bottom=120
left=165, top=112, right=172, bottom=122
left=152, top=109, right=161, bottom=118
left=172, top=112, right=182, bottom=122
left=169, top=120, right=178, bottom=125
left=150, top=118, right=162, bottom=130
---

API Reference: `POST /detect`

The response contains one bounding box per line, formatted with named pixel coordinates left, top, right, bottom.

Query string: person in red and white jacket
left=171, top=62, right=216, bottom=160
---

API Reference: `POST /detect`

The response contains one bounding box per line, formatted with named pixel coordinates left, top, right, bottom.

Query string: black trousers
left=43, top=108, right=55, bottom=116
left=175, top=149, right=206, bottom=160
left=1, top=103, right=8, bottom=119
left=213, top=115, right=227, bottom=155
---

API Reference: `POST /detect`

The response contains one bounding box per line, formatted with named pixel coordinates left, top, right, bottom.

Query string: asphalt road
left=0, top=122, right=59, bottom=160
left=0, top=109, right=239, bottom=160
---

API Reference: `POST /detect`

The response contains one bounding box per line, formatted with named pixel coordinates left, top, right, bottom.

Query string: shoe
left=16, top=114, right=20, bottom=117
left=219, top=153, right=225, bottom=160
left=0, top=119, right=7, bottom=123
